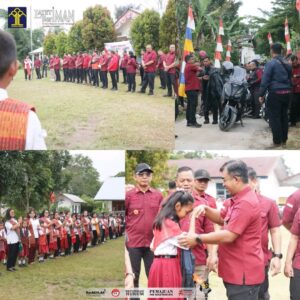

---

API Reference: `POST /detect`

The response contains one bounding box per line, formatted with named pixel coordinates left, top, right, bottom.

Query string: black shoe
left=148, top=91, right=154, bottom=96
left=126, top=90, right=131, bottom=92
left=163, top=94, right=172, bottom=97
left=110, top=87, right=114, bottom=90
left=190, top=123, right=202, bottom=128
left=290, top=123, right=297, bottom=127
left=138, top=90, right=145, bottom=94
left=7, top=268, right=15, bottom=272
left=212, top=120, right=218, bottom=125
left=204, top=120, right=209, bottom=124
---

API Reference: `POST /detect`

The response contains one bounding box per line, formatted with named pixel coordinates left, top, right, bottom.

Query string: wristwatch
left=196, top=236, right=203, bottom=245
left=272, top=253, right=283, bottom=259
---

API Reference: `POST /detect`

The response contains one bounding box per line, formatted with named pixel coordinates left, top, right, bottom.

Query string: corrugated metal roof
left=63, top=193, right=86, bottom=203
left=94, top=177, right=125, bottom=201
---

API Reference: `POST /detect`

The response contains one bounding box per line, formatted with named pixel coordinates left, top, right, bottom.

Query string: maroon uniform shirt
left=126, top=57, right=137, bottom=74
left=76, top=55, right=83, bottom=68
left=257, top=194, right=281, bottom=266
left=218, top=186, right=264, bottom=285
left=83, top=55, right=91, bottom=69
left=121, top=54, right=129, bottom=68
left=62, top=57, right=69, bottom=69
left=54, top=57, right=60, bottom=70
left=143, top=50, right=157, bottom=73
left=292, top=65, right=300, bottom=94
left=290, top=208, right=300, bottom=269
left=125, top=187, right=163, bottom=248
left=180, top=191, right=214, bottom=266
left=164, top=52, right=176, bottom=74
left=69, top=56, right=75, bottom=69
left=184, top=63, right=201, bottom=91
left=34, top=59, right=41, bottom=68
left=283, top=189, right=300, bottom=226
left=157, top=54, right=165, bottom=70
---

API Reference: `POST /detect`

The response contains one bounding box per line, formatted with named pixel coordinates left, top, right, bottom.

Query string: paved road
left=175, top=114, right=272, bottom=150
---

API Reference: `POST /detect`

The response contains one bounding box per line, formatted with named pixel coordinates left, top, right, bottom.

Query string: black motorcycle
left=219, top=67, right=251, bottom=131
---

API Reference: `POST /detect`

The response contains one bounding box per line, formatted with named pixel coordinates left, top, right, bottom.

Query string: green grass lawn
left=0, top=237, right=124, bottom=300
left=7, top=71, right=174, bottom=150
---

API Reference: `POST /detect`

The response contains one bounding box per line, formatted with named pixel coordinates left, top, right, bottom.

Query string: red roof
left=168, top=157, right=281, bottom=178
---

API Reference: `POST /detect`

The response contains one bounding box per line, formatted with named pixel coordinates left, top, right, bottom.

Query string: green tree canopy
left=67, top=21, right=85, bottom=54
left=43, top=33, right=57, bottom=56
left=82, top=5, right=116, bottom=51
left=130, top=9, right=161, bottom=54
left=55, top=31, right=68, bottom=57
left=63, top=155, right=101, bottom=198
left=126, top=151, right=170, bottom=189
left=159, top=0, right=178, bottom=53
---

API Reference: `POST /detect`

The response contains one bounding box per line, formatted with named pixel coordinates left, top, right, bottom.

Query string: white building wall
left=259, top=172, right=280, bottom=202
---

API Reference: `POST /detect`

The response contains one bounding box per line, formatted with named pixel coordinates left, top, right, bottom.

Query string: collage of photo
left=0, top=0, right=300, bottom=300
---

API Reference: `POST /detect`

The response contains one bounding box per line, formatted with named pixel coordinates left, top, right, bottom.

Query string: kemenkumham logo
left=8, top=7, right=27, bottom=28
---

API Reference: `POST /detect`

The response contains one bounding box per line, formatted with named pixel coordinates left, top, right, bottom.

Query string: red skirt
left=148, top=257, right=182, bottom=300
left=39, top=243, right=49, bottom=254
left=19, top=243, right=29, bottom=258
left=49, top=241, right=57, bottom=251
left=60, top=237, right=69, bottom=250
left=0, top=250, right=6, bottom=260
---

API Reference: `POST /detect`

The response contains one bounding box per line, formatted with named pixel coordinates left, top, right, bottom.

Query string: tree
left=67, top=21, right=85, bottom=54
left=130, top=9, right=161, bottom=54
left=43, top=33, right=57, bottom=55
left=63, top=155, right=101, bottom=198
left=159, top=0, right=178, bottom=52
left=55, top=31, right=68, bottom=57
left=126, top=151, right=170, bottom=189
left=32, top=28, right=45, bottom=50
left=82, top=5, right=116, bottom=51
left=114, top=4, right=141, bottom=20
left=114, top=171, right=126, bottom=177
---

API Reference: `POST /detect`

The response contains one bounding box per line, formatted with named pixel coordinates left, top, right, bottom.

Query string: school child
left=18, top=219, right=29, bottom=267
left=38, top=221, right=49, bottom=262
left=0, top=221, right=7, bottom=265
left=48, top=224, right=58, bottom=259
left=91, top=213, right=99, bottom=246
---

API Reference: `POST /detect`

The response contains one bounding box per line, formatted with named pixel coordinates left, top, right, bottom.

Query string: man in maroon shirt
left=163, top=44, right=178, bottom=98
left=194, top=169, right=217, bottom=209
left=290, top=55, right=300, bottom=126
left=53, top=55, right=61, bottom=82
left=83, top=52, right=91, bottom=85
left=120, top=50, right=129, bottom=84
left=75, top=52, right=83, bottom=84
left=108, top=51, right=119, bottom=91
left=100, top=50, right=109, bottom=89
left=125, top=163, right=163, bottom=288
left=62, top=54, right=69, bottom=82
left=184, top=54, right=202, bottom=128
left=157, top=50, right=166, bottom=90
left=248, top=167, right=282, bottom=300
left=284, top=208, right=300, bottom=299
left=179, top=160, right=264, bottom=300
left=176, top=166, right=216, bottom=299
left=68, top=53, right=75, bottom=82
left=126, top=51, right=137, bottom=93
left=34, top=56, right=42, bottom=79
left=139, top=44, right=157, bottom=96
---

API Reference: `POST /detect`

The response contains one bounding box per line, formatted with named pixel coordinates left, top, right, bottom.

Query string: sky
left=70, top=150, right=125, bottom=182
left=0, top=0, right=274, bottom=29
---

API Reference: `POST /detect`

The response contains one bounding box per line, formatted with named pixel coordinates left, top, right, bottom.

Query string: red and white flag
left=267, top=32, right=273, bottom=46
left=219, top=19, right=224, bottom=36
left=226, top=40, right=232, bottom=61
left=285, top=18, right=292, bottom=55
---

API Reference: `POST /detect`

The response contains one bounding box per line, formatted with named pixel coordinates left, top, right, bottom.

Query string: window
left=216, top=183, right=228, bottom=200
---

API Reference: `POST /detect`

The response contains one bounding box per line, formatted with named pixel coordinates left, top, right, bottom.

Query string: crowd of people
left=179, top=43, right=300, bottom=148
left=125, top=162, right=300, bottom=300
left=22, top=44, right=179, bottom=97
left=0, top=208, right=124, bottom=274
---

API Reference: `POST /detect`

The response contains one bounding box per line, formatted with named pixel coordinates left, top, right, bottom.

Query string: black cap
left=194, top=169, right=211, bottom=180
left=135, top=163, right=153, bottom=174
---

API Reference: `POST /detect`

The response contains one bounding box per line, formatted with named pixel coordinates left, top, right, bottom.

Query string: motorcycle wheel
left=219, top=105, right=237, bottom=131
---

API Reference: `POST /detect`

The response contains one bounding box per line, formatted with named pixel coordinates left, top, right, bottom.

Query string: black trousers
left=140, top=67, right=144, bottom=84
left=25, top=70, right=31, bottom=80
left=92, top=230, right=98, bottom=246
left=267, top=92, right=290, bottom=144
left=127, top=247, right=154, bottom=287
left=258, top=265, right=270, bottom=300
left=110, top=71, right=118, bottom=89
left=159, top=69, right=166, bottom=88
left=65, top=234, right=72, bottom=255
left=63, top=69, right=69, bottom=82
left=127, top=73, right=136, bottom=91
left=82, top=232, right=88, bottom=251
left=55, top=69, right=61, bottom=81
left=251, top=89, right=261, bottom=118
left=7, top=242, right=19, bottom=269
left=93, top=69, right=99, bottom=87
left=186, top=90, right=199, bottom=125
left=290, top=93, right=300, bottom=125
left=224, top=282, right=260, bottom=300
left=35, top=68, right=41, bottom=79
left=141, top=72, right=155, bottom=93
left=83, top=68, right=90, bottom=84
left=54, top=238, right=61, bottom=257
left=121, top=67, right=127, bottom=83
left=204, top=94, right=220, bottom=122
left=290, top=268, right=300, bottom=300
left=77, top=68, right=83, bottom=83
left=42, top=66, right=47, bottom=78
left=109, top=227, right=114, bottom=239
left=116, top=68, right=119, bottom=83
left=74, top=235, right=80, bottom=252
left=100, top=229, right=105, bottom=243
left=166, top=72, right=176, bottom=96
left=70, top=69, right=76, bottom=82
left=102, top=71, right=108, bottom=88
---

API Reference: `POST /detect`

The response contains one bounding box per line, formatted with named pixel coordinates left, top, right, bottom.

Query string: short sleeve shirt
left=290, top=208, right=300, bottom=269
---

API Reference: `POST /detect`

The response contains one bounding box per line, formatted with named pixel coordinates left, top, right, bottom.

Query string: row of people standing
left=0, top=208, right=124, bottom=273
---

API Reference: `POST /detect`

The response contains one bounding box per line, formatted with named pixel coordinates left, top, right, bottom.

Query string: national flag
left=267, top=32, right=273, bottom=46
left=219, top=19, right=224, bottom=36
left=178, top=6, right=195, bottom=97
left=226, top=40, right=232, bottom=61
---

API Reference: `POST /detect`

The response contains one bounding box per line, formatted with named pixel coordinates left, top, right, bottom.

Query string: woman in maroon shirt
left=184, top=54, right=202, bottom=128
left=126, top=51, right=137, bottom=93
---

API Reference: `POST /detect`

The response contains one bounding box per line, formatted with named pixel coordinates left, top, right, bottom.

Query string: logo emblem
left=8, top=7, right=27, bottom=29
left=133, top=209, right=139, bottom=215
left=111, top=288, right=120, bottom=297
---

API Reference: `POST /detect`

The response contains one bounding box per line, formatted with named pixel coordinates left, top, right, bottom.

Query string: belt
left=154, top=255, right=177, bottom=259
left=275, top=90, right=291, bottom=94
